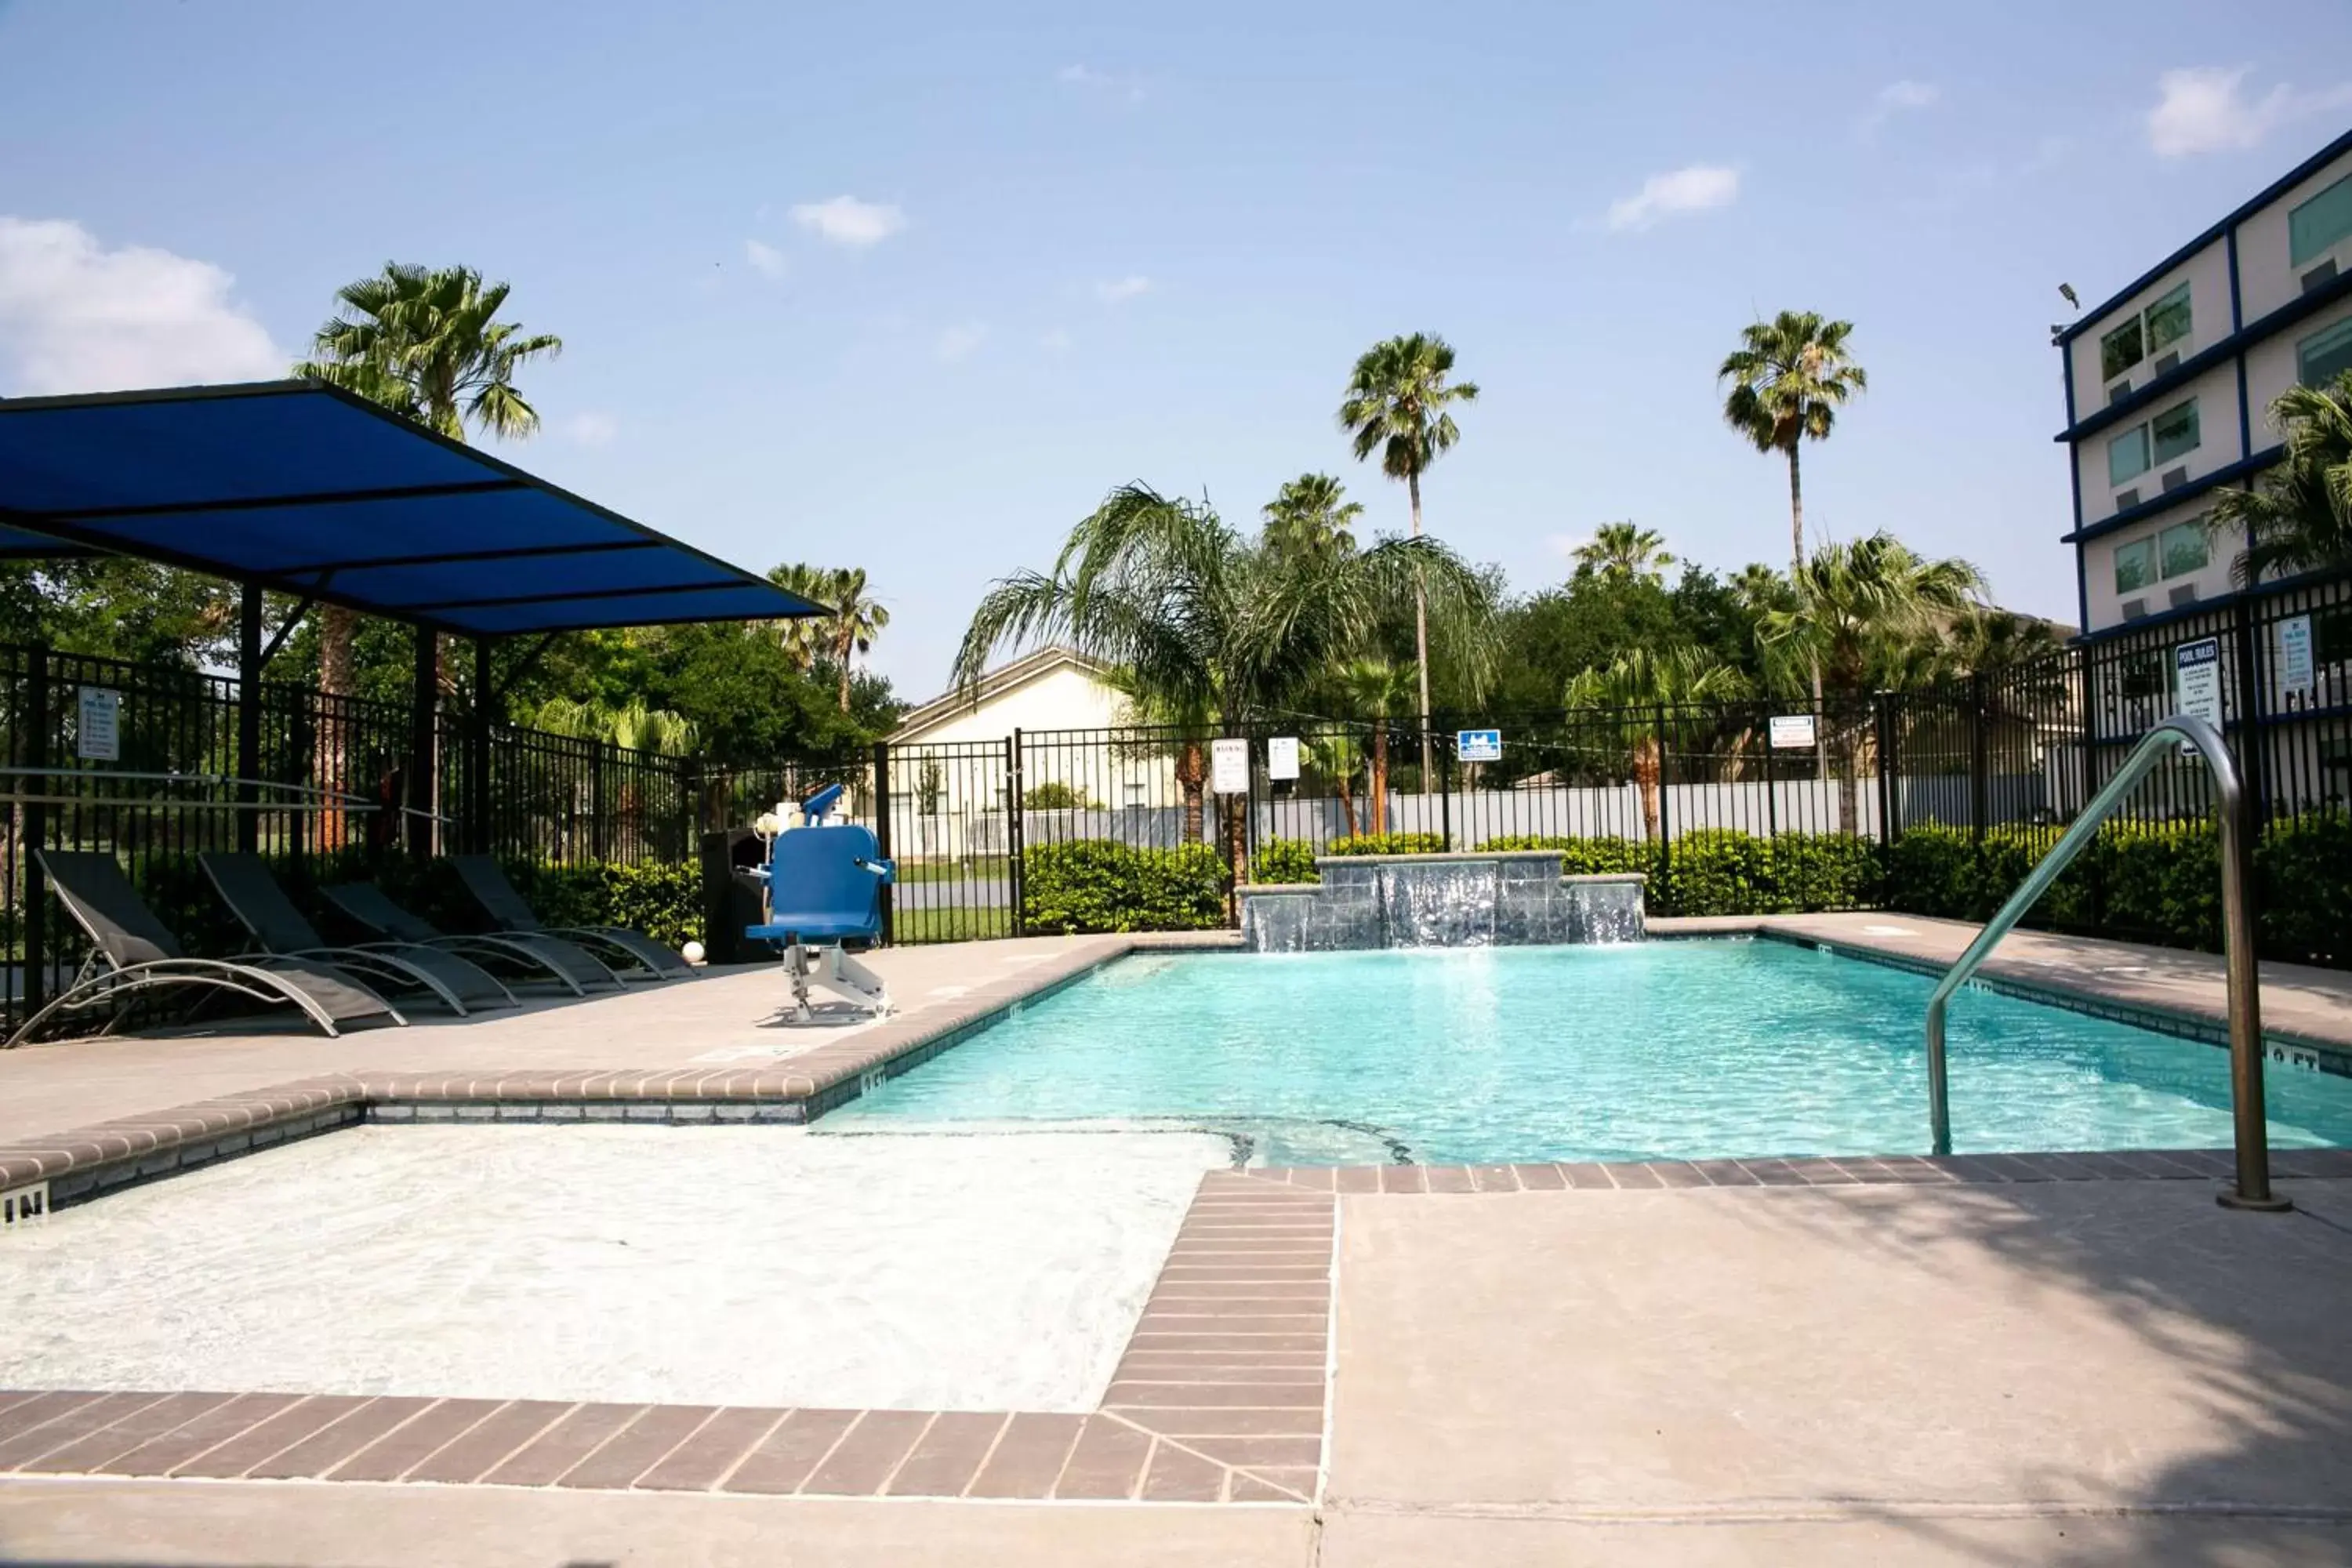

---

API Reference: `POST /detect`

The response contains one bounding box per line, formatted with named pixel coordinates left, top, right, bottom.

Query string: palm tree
left=1565, top=648, right=1748, bottom=842
left=765, top=564, right=890, bottom=711
left=2210, top=373, right=2352, bottom=586
left=1727, top=561, right=1794, bottom=616
left=1570, top=521, right=1675, bottom=585
left=1325, top=657, right=1419, bottom=833
left=1761, top=533, right=1984, bottom=832
left=955, top=482, right=1487, bottom=883
left=293, top=263, right=562, bottom=838
left=1338, top=333, right=1479, bottom=741
left=1717, top=311, right=1867, bottom=578
left=1261, top=474, right=1364, bottom=564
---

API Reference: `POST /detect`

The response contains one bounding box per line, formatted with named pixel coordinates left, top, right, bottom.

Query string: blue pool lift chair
left=746, top=783, right=896, bottom=1022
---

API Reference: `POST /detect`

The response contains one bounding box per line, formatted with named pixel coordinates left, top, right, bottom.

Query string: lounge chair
left=449, top=854, right=695, bottom=982
left=318, top=881, right=622, bottom=996
left=5, top=850, right=403, bottom=1048
left=201, top=852, right=517, bottom=1017
left=747, top=784, right=895, bottom=1021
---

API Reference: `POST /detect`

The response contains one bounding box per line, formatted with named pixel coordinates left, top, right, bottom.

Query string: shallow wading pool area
left=829, top=939, right=2352, bottom=1165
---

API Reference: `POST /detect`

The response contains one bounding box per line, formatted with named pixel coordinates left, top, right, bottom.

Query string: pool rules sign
left=1210, top=737, right=1250, bottom=794
left=2174, top=638, right=2223, bottom=735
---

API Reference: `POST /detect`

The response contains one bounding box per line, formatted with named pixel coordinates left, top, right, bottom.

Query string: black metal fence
left=8, top=568, right=2350, bottom=1030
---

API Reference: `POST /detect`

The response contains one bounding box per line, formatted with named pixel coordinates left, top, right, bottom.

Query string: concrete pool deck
left=2, top=914, right=2350, bottom=1563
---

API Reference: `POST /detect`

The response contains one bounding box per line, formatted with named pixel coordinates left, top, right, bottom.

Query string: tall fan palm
left=954, top=482, right=1486, bottom=879
left=1565, top=648, right=1748, bottom=842
left=1261, top=473, right=1364, bottom=564
left=1717, top=311, right=1867, bottom=578
left=1761, top=533, right=1984, bottom=831
left=765, top=564, right=891, bottom=710
left=1338, top=333, right=1479, bottom=739
left=1570, top=521, right=1676, bottom=585
left=2210, top=374, right=2352, bottom=586
left=293, top=263, right=562, bottom=837
left=1326, top=656, right=1419, bottom=833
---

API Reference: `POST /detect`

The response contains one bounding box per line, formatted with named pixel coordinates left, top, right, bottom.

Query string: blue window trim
left=2053, top=267, right=2352, bottom=444
left=2061, top=447, right=2284, bottom=544
left=2056, top=127, right=2352, bottom=349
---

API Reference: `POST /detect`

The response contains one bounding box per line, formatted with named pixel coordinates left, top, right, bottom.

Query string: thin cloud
left=1860, top=79, right=1939, bottom=137
left=743, top=238, right=788, bottom=280
left=1057, top=63, right=1145, bottom=103
left=1040, top=328, right=1073, bottom=352
left=789, top=195, right=907, bottom=248
left=0, top=216, right=283, bottom=394
left=562, top=411, right=619, bottom=447
left=1604, top=165, right=1739, bottom=233
left=936, top=322, right=986, bottom=362
left=2147, top=66, right=2352, bottom=158
left=1094, top=274, right=1152, bottom=304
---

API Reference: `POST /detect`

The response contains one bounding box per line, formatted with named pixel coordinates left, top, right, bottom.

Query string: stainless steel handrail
left=1923, top=713, right=2289, bottom=1212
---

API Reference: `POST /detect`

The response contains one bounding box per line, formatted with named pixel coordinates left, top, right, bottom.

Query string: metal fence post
left=1969, top=673, right=1990, bottom=844
left=1653, top=703, right=1672, bottom=882
left=588, top=739, right=608, bottom=863
left=1438, top=730, right=1454, bottom=851
left=872, top=739, right=895, bottom=946
left=1875, top=693, right=1897, bottom=846
left=236, top=585, right=263, bottom=855
left=408, top=627, right=439, bottom=861
left=469, top=637, right=494, bottom=855
left=2230, top=595, right=2270, bottom=828
left=1007, top=729, right=1026, bottom=937
left=21, top=644, right=50, bottom=1024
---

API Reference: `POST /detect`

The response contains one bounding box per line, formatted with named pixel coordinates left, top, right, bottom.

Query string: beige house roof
left=890, top=645, right=1120, bottom=742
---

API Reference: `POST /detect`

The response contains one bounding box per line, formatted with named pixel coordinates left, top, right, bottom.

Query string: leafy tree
left=1570, top=522, right=1675, bottom=586
left=292, top=263, right=564, bottom=712
left=1324, top=656, right=1419, bottom=832
left=954, top=481, right=1486, bottom=875
left=1338, top=332, right=1479, bottom=738
left=1261, top=474, right=1364, bottom=564
left=2211, top=372, right=2352, bottom=585
left=1565, top=648, right=1748, bottom=840
left=1762, top=532, right=1984, bottom=829
left=530, top=696, right=701, bottom=757
left=766, top=564, right=891, bottom=713
left=1717, top=310, right=1867, bottom=578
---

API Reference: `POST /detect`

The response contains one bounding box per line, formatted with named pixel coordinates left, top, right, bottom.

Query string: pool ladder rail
left=1923, top=713, right=2290, bottom=1213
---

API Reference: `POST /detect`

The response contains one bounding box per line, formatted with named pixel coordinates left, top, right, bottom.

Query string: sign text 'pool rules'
left=76, top=686, right=121, bottom=761
left=1456, top=728, right=1501, bottom=764
left=1266, top=735, right=1301, bottom=782
left=2173, top=638, right=2224, bottom=746
left=1210, top=736, right=1251, bottom=794
left=1768, top=713, right=1817, bottom=750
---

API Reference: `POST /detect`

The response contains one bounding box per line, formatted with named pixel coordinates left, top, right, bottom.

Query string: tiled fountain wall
left=1239, top=853, right=1645, bottom=953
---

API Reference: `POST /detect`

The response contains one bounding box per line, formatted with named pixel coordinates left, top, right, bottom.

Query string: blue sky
left=5, top=1, right=2351, bottom=695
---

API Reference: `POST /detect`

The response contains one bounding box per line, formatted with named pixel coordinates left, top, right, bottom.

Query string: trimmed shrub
left=1478, top=829, right=1886, bottom=916
left=1324, top=833, right=1446, bottom=856
left=1021, top=840, right=1229, bottom=935
left=1250, top=837, right=1321, bottom=884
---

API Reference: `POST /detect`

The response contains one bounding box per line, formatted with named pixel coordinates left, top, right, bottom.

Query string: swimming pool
left=828, top=939, right=2352, bottom=1165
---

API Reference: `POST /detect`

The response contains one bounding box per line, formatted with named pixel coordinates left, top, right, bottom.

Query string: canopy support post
left=237, top=583, right=263, bottom=854
left=409, top=626, right=439, bottom=860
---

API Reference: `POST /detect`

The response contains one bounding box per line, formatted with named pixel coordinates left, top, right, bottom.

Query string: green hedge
left=1883, top=814, right=2352, bottom=967
left=1250, top=837, right=1322, bottom=884
left=1325, top=833, right=1445, bottom=856
left=1020, top=840, right=1230, bottom=935
left=1481, top=830, right=1882, bottom=916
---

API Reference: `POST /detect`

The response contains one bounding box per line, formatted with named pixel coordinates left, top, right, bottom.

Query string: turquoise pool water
left=827, top=940, right=2352, bottom=1165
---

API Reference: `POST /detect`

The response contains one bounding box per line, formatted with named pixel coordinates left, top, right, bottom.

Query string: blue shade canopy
left=0, top=381, right=826, bottom=635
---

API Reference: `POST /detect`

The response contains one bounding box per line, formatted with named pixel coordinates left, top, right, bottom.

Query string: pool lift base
left=783, top=943, right=892, bottom=1024
left=2215, top=1188, right=2296, bottom=1214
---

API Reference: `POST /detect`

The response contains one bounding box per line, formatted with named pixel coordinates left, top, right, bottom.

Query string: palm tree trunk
left=1177, top=742, right=1205, bottom=844
left=1634, top=734, right=1661, bottom=842
left=1370, top=725, right=1389, bottom=837
left=1333, top=769, right=1359, bottom=839
left=1788, top=443, right=1828, bottom=779
left=838, top=655, right=852, bottom=713
left=1225, top=790, right=1247, bottom=894
left=1407, top=470, right=1432, bottom=751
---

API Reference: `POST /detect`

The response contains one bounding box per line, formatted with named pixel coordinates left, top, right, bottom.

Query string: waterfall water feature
left=1240, top=851, right=1644, bottom=953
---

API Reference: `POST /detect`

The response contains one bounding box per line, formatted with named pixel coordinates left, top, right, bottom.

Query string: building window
left=2114, top=538, right=2156, bottom=594
left=2100, top=318, right=2144, bottom=382
left=2107, top=424, right=2151, bottom=486
left=2289, top=172, right=2352, bottom=267
left=2158, top=519, right=2209, bottom=578
left=2151, top=398, right=2200, bottom=465
left=2299, top=317, right=2352, bottom=388
left=2144, top=283, right=2192, bottom=354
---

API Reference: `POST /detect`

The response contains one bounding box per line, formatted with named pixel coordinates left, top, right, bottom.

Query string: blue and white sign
left=2174, top=637, right=2223, bottom=732
left=2278, top=615, right=2314, bottom=694
left=1457, top=728, right=1502, bottom=763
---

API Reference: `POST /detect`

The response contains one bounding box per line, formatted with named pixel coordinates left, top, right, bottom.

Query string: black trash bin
left=699, top=827, right=771, bottom=966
